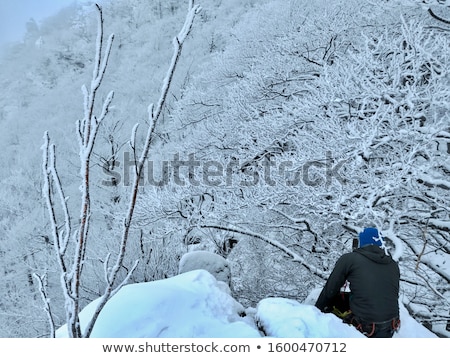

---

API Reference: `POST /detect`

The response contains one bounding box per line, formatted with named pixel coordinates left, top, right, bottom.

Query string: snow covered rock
left=55, top=270, right=438, bottom=338
left=255, top=297, right=364, bottom=338
left=56, top=269, right=260, bottom=338
left=178, top=250, right=231, bottom=286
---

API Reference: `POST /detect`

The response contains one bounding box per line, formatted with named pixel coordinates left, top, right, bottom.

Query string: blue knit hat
left=358, top=227, right=383, bottom=248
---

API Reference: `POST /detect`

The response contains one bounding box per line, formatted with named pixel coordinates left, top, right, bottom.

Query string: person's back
left=338, top=245, right=399, bottom=322
left=315, top=227, right=400, bottom=337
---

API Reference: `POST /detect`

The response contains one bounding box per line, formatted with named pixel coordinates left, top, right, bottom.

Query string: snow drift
left=56, top=269, right=437, bottom=338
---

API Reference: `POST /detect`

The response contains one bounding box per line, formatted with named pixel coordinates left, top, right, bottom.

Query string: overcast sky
left=0, top=0, right=79, bottom=45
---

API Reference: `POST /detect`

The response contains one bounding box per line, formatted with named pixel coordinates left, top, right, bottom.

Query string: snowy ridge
left=56, top=270, right=437, bottom=338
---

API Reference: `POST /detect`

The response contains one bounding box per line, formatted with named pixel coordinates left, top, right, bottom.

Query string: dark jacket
left=315, top=245, right=399, bottom=323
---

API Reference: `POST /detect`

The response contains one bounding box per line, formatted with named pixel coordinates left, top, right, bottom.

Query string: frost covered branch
left=41, top=4, right=116, bottom=338
left=33, top=273, right=56, bottom=338
left=81, top=1, right=200, bottom=338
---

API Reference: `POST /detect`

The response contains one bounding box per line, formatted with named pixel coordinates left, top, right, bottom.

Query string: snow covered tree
left=300, top=19, right=450, bottom=333
left=0, top=0, right=270, bottom=337
left=38, top=2, right=200, bottom=338
left=1, top=0, right=448, bottom=337
left=135, top=0, right=449, bottom=335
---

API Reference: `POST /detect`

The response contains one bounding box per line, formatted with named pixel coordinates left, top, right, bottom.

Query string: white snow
left=56, top=269, right=438, bottom=338
left=178, top=250, right=231, bottom=285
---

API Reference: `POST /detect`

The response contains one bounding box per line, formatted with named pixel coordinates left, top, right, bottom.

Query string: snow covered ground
left=56, top=269, right=437, bottom=338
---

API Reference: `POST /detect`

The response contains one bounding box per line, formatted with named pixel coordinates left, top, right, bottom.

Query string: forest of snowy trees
left=0, top=0, right=449, bottom=337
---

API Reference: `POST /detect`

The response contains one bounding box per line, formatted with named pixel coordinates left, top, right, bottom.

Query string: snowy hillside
left=0, top=0, right=449, bottom=338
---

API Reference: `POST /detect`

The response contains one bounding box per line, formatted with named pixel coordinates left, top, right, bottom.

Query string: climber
left=315, top=227, right=400, bottom=338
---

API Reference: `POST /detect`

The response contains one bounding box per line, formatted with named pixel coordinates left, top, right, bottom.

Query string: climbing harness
left=345, top=314, right=401, bottom=337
